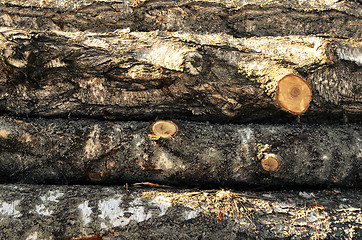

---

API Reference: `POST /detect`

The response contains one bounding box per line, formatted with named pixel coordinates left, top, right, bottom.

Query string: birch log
left=0, top=0, right=361, bottom=123
left=0, top=184, right=361, bottom=240
left=0, top=117, right=360, bottom=187
left=0, top=0, right=361, bottom=37
left=0, top=27, right=361, bottom=123
left=0, top=2, right=361, bottom=239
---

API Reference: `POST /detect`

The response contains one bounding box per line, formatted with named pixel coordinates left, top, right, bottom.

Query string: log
left=0, top=2, right=360, bottom=238
left=0, top=0, right=361, bottom=123
left=0, top=117, right=360, bottom=187
left=0, top=0, right=361, bottom=37
left=0, top=184, right=361, bottom=239
left=0, top=27, right=361, bottom=123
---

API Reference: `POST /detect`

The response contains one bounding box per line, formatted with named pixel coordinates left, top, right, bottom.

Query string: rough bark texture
left=0, top=184, right=361, bottom=240
left=0, top=0, right=361, bottom=36
left=0, top=1, right=361, bottom=239
left=0, top=1, right=361, bottom=123
left=0, top=117, right=360, bottom=187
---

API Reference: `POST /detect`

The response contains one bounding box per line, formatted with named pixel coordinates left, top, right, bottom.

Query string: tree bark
left=0, top=0, right=361, bottom=37
left=0, top=1, right=361, bottom=123
left=0, top=184, right=361, bottom=240
left=0, top=117, right=360, bottom=187
left=0, top=1, right=361, bottom=239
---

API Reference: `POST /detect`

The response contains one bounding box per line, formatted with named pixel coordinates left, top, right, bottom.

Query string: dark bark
left=0, top=184, right=361, bottom=240
left=0, top=117, right=360, bottom=187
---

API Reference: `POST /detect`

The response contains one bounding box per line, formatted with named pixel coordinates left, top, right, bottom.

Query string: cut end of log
left=276, top=74, right=312, bottom=115
left=261, top=154, right=280, bottom=172
left=150, top=120, right=178, bottom=138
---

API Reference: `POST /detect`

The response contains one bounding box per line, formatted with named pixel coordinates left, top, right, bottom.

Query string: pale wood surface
left=0, top=184, right=361, bottom=239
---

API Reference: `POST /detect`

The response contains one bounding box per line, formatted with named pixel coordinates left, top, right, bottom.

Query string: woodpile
left=0, top=0, right=361, bottom=239
left=0, top=117, right=360, bottom=187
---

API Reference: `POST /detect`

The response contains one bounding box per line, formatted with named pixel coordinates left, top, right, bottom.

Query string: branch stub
left=261, top=154, right=280, bottom=172
left=150, top=120, right=178, bottom=138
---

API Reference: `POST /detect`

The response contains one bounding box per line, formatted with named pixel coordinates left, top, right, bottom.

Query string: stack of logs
left=0, top=0, right=361, bottom=239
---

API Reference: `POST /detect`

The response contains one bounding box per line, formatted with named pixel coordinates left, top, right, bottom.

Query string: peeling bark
left=0, top=117, right=360, bottom=187
left=0, top=184, right=361, bottom=240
